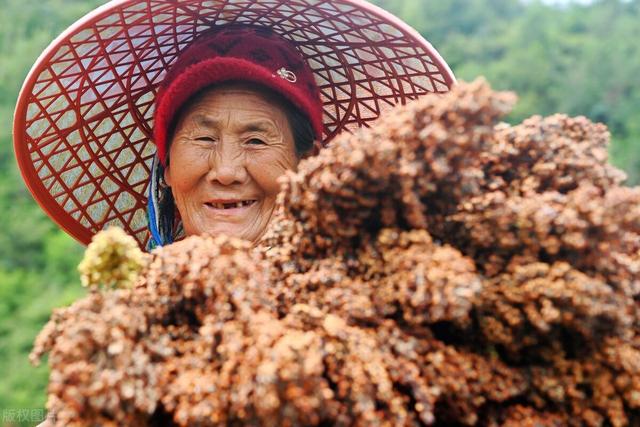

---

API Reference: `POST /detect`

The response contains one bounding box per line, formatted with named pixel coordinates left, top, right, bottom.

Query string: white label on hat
left=277, top=67, right=297, bottom=83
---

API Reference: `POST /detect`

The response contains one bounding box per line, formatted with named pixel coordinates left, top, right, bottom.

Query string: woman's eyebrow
left=191, top=114, right=277, bottom=133
left=193, top=113, right=221, bottom=128
left=240, top=120, right=278, bottom=133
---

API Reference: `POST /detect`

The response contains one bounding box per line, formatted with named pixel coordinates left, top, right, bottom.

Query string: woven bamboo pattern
left=13, top=0, right=455, bottom=247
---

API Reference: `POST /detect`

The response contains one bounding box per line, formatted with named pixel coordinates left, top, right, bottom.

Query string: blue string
left=147, top=175, right=163, bottom=248
left=147, top=154, right=165, bottom=249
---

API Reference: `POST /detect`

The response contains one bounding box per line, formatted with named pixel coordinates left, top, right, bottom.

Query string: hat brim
left=13, top=0, right=455, bottom=248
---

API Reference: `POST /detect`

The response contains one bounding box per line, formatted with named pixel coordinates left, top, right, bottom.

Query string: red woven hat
left=13, top=0, right=456, bottom=248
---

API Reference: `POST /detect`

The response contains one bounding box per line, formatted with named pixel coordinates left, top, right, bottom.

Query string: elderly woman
left=147, top=26, right=324, bottom=247
left=14, top=0, right=454, bottom=252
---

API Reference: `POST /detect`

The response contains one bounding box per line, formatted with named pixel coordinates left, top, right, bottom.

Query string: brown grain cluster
left=32, top=79, right=639, bottom=426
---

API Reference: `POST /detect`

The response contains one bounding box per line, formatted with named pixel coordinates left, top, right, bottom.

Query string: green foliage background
left=0, top=0, right=638, bottom=423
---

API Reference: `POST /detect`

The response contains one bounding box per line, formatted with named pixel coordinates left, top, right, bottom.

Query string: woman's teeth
left=209, top=200, right=256, bottom=209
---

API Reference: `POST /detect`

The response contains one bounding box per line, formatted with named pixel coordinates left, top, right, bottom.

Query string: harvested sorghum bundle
left=32, top=79, right=640, bottom=426
left=485, top=115, right=626, bottom=196
left=263, top=79, right=516, bottom=257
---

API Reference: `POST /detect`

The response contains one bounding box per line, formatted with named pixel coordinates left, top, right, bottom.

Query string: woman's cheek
left=247, top=147, right=297, bottom=195
left=171, top=144, right=209, bottom=187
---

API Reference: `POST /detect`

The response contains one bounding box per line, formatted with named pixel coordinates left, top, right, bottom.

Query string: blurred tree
left=373, top=0, right=640, bottom=182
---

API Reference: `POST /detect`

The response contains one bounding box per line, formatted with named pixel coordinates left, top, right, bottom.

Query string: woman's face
left=164, top=84, right=298, bottom=243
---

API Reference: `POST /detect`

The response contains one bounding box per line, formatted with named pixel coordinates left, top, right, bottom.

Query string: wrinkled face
left=164, top=84, right=298, bottom=243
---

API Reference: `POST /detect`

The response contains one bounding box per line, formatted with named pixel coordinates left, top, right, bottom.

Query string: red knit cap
left=153, top=26, right=324, bottom=165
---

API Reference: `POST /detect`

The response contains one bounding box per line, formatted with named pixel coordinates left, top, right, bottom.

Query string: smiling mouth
left=205, top=200, right=257, bottom=210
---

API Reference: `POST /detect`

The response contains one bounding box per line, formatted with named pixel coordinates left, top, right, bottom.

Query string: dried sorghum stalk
left=32, top=79, right=639, bottom=426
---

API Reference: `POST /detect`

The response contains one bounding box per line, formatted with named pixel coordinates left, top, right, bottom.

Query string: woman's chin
left=186, top=221, right=261, bottom=243
left=183, top=201, right=272, bottom=243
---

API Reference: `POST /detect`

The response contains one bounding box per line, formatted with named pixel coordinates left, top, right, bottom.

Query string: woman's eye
left=195, top=136, right=215, bottom=143
left=247, top=138, right=267, bottom=145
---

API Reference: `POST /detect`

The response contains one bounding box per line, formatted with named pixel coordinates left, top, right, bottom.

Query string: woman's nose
left=206, top=141, right=248, bottom=185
